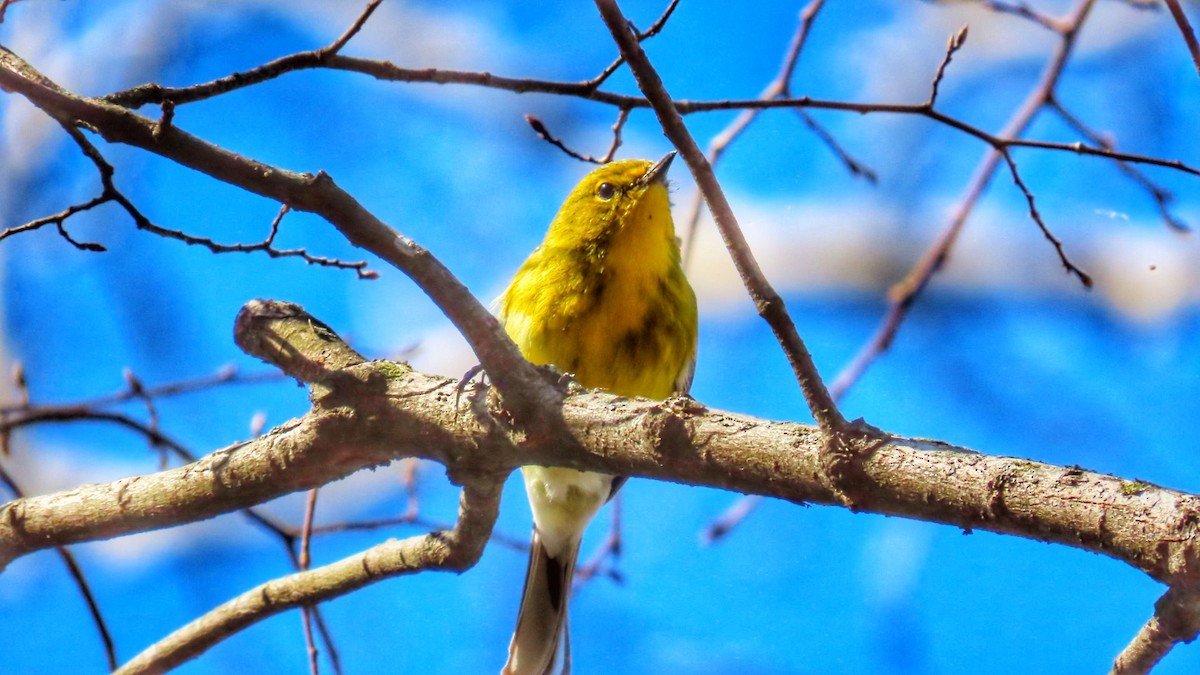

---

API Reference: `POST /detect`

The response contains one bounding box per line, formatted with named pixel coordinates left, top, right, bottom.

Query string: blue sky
left=2, top=0, right=1200, bottom=673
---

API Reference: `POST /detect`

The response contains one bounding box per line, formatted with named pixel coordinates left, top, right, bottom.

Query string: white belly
left=521, top=466, right=613, bottom=558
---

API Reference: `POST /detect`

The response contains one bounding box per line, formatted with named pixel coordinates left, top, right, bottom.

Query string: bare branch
left=0, top=46, right=564, bottom=429
left=51, top=540, right=119, bottom=671
left=1164, top=0, right=1200, bottom=79
left=308, top=609, right=342, bottom=675
left=102, top=1, right=383, bottom=109
left=974, top=0, right=1061, bottom=32
left=524, top=109, right=634, bottom=165
left=7, top=300, right=1200, bottom=666
left=318, top=0, right=383, bottom=59
left=0, top=463, right=118, bottom=671
left=1049, top=99, right=1190, bottom=232
left=57, top=121, right=377, bottom=277
left=682, top=0, right=848, bottom=264
left=928, top=25, right=970, bottom=106
left=0, top=194, right=110, bottom=248
left=647, top=97, right=1199, bottom=176
left=574, top=493, right=624, bottom=587
left=827, top=0, right=1100, bottom=402
left=701, top=494, right=763, bottom=545
left=999, top=149, right=1092, bottom=287
left=596, top=0, right=848, bottom=435
left=601, top=107, right=630, bottom=163
left=1, top=402, right=305, bottom=564
left=5, top=300, right=1200, bottom=594
left=266, top=203, right=290, bottom=246
left=86, top=42, right=1198, bottom=183
left=3, top=113, right=379, bottom=276
left=524, top=114, right=603, bottom=164
left=793, top=109, right=878, bottom=183
left=582, top=0, right=682, bottom=91
left=115, top=478, right=504, bottom=675
left=0, top=364, right=279, bottom=416
left=299, top=488, right=322, bottom=675
left=1112, top=586, right=1200, bottom=674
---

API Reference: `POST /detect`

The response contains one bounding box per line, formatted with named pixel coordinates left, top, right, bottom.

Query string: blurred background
left=2, top=0, right=1199, bottom=672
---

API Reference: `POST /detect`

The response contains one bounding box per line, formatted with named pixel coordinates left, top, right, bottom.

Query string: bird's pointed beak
left=641, top=151, right=676, bottom=186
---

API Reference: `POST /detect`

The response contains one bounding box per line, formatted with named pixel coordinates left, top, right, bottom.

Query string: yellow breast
left=500, top=174, right=696, bottom=400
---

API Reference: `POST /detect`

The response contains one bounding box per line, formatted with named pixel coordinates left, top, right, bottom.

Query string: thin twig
left=601, top=107, right=631, bottom=163
left=0, top=365, right=279, bottom=415
left=103, top=0, right=384, bottom=109
left=682, top=0, right=840, bottom=265
left=8, top=120, right=377, bottom=277
left=123, top=369, right=168, bottom=468
left=597, top=0, right=848, bottom=434
left=524, top=109, right=635, bottom=165
left=999, top=149, right=1092, bottom=287
left=976, top=0, right=1061, bottom=31
left=582, top=0, right=682, bottom=91
left=827, top=0, right=1099, bottom=402
left=114, top=479, right=505, bottom=675
left=303, top=513, right=528, bottom=552
left=1164, top=0, right=1200, bottom=79
left=524, top=114, right=604, bottom=164
left=0, top=463, right=118, bottom=670
left=266, top=204, right=291, bottom=246
left=574, top=493, right=624, bottom=587
left=0, top=195, right=110, bottom=248
left=701, top=495, right=763, bottom=545
left=317, top=0, right=383, bottom=59
left=309, top=611, right=343, bottom=675
left=299, top=488, right=321, bottom=675
left=793, top=109, right=878, bottom=183
left=928, top=25, right=970, bottom=106
left=1049, top=99, right=1189, bottom=232
left=11, top=362, right=29, bottom=408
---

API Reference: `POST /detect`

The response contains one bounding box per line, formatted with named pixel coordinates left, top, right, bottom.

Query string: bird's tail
left=503, top=529, right=580, bottom=675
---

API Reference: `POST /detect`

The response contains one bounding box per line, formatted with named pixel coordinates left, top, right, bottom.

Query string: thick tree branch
left=1112, top=586, right=1200, bottom=674
left=116, top=477, right=504, bottom=675
left=4, top=300, right=1200, bottom=597
left=0, top=463, right=117, bottom=670
left=2, top=6, right=1197, bottom=672
left=0, top=45, right=562, bottom=430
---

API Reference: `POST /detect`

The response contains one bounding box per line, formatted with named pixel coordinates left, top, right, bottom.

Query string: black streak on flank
left=591, top=277, right=607, bottom=303
left=616, top=308, right=665, bottom=364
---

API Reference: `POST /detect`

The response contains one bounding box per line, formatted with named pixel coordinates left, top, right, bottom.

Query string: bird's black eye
left=596, top=182, right=616, bottom=200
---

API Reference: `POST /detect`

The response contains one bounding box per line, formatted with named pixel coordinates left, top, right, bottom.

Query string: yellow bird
left=499, top=153, right=698, bottom=674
